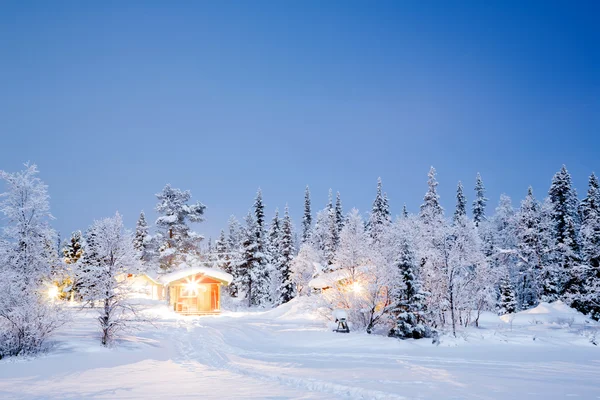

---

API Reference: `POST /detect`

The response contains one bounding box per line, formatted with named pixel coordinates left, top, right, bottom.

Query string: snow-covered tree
left=548, top=165, right=581, bottom=296
left=368, top=177, right=391, bottom=243
left=226, top=215, right=242, bottom=297
left=155, top=184, right=206, bottom=271
left=312, top=208, right=336, bottom=267
left=0, top=163, right=64, bottom=356
left=498, top=273, right=517, bottom=315
left=251, top=189, right=271, bottom=306
left=301, top=185, right=312, bottom=243
left=472, top=173, right=488, bottom=227
left=333, top=209, right=371, bottom=277
left=77, top=212, right=141, bottom=345
left=290, top=242, right=322, bottom=296
left=267, top=209, right=282, bottom=301
left=388, top=233, right=432, bottom=339
left=278, top=205, right=295, bottom=304
left=571, top=173, right=600, bottom=318
left=453, top=181, right=467, bottom=224
left=335, top=191, right=344, bottom=234
left=59, top=230, right=84, bottom=300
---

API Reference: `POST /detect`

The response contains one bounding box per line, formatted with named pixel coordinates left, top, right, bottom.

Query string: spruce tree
left=155, top=184, right=206, bottom=270
left=327, top=189, right=340, bottom=251
left=227, top=216, right=242, bottom=296
left=278, top=205, right=295, bottom=304
left=402, top=204, right=409, bottom=219
left=368, top=177, right=391, bottom=242
left=389, top=236, right=431, bottom=339
left=473, top=173, right=488, bottom=227
left=548, top=165, right=581, bottom=296
left=419, top=167, right=444, bottom=223
left=133, top=211, right=150, bottom=262
left=251, top=189, right=270, bottom=306
left=572, top=173, right=600, bottom=318
left=498, top=274, right=517, bottom=315
left=335, top=191, right=344, bottom=233
left=453, top=181, right=467, bottom=223
left=301, top=185, right=312, bottom=243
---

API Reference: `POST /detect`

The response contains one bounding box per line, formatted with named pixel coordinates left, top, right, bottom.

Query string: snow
left=159, top=265, right=234, bottom=285
left=1, top=299, right=599, bottom=399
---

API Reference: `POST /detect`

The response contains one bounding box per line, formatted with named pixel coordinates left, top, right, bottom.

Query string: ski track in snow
left=170, top=317, right=408, bottom=399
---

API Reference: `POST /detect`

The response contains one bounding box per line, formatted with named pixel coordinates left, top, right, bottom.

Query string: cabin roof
left=308, top=265, right=374, bottom=289
left=158, top=266, right=233, bottom=286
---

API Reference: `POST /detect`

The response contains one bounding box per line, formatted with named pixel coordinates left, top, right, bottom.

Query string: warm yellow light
left=47, top=285, right=59, bottom=300
left=184, top=279, right=199, bottom=296
left=351, top=281, right=362, bottom=293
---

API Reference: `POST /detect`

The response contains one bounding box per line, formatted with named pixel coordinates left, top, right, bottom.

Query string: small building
left=157, top=267, right=233, bottom=315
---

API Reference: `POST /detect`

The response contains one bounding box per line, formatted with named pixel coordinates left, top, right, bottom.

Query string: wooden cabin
left=157, top=267, right=233, bottom=315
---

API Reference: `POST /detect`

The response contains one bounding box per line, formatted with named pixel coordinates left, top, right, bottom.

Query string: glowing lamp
left=350, top=281, right=362, bottom=293
left=47, top=285, right=59, bottom=300
left=184, top=279, right=199, bottom=296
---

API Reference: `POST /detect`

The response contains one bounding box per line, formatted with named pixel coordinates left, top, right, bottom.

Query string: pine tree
left=514, top=187, right=545, bottom=308
left=301, top=185, right=312, bottom=243
left=402, top=204, right=409, bottom=219
left=389, top=235, right=431, bottom=339
left=226, top=215, right=241, bottom=297
left=278, top=205, right=296, bottom=304
left=237, top=212, right=258, bottom=306
left=548, top=165, right=581, bottom=296
left=267, top=209, right=282, bottom=300
left=251, top=189, right=270, bottom=306
left=473, top=173, right=488, bottom=227
left=215, top=229, right=229, bottom=271
left=155, top=184, right=206, bottom=271
left=572, top=173, right=600, bottom=318
left=498, top=274, right=517, bottom=315
left=368, top=177, right=391, bottom=242
left=454, top=181, right=467, bottom=223
left=419, top=167, right=444, bottom=222
left=133, top=211, right=150, bottom=263
left=335, top=191, right=344, bottom=233
left=327, top=189, right=340, bottom=252
left=63, top=231, right=84, bottom=265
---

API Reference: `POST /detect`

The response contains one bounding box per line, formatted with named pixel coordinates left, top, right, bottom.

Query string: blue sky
left=0, top=1, right=599, bottom=243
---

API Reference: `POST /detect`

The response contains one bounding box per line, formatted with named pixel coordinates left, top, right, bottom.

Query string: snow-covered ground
left=1, top=299, right=599, bottom=399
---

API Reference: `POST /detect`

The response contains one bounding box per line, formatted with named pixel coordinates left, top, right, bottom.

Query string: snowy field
left=1, top=299, right=599, bottom=400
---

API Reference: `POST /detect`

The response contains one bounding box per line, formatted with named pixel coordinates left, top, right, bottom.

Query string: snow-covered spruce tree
left=278, top=205, right=295, bottom=304
left=539, top=198, right=562, bottom=302
left=389, top=233, right=432, bottom=339
left=267, top=209, right=282, bottom=301
left=251, top=189, right=271, bottom=306
left=472, top=173, right=488, bottom=227
left=333, top=209, right=371, bottom=279
left=237, top=212, right=258, bottom=306
left=498, top=273, right=517, bottom=315
left=77, top=212, right=141, bottom=346
left=133, top=211, right=154, bottom=266
left=548, top=165, right=581, bottom=297
left=302, top=185, right=312, bottom=243
left=155, top=184, right=206, bottom=271
left=226, top=215, right=242, bottom=297
left=416, top=167, right=447, bottom=327
left=367, top=177, right=391, bottom=243
left=312, top=208, right=336, bottom=268
left=402, top=204, right=409, bottom=219
left=335, top=191, right=344, bottom=234
left=60, top=230, right=85, bottom=300
left=514, top=187, right=546, bottom=309
left=0, top=163, right=64, bottom=357
left=453, top=181, right=467, bottom=224
left=571, top=173, right=600, bottom=318
left=214, top=229, right=229, bottom=272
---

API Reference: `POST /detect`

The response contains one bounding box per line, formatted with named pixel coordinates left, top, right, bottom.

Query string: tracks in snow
left=171, top=318, right=407, bottom=400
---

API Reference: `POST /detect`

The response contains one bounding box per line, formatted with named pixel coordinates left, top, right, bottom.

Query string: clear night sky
left=1, top=1, right=599, bottom=242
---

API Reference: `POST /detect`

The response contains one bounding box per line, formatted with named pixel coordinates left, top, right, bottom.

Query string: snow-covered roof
left=308, top=268, right=352, bottom=289
left=308, top=266, right=375, bottom=289
left=158, top=266, right=233, bottom=286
